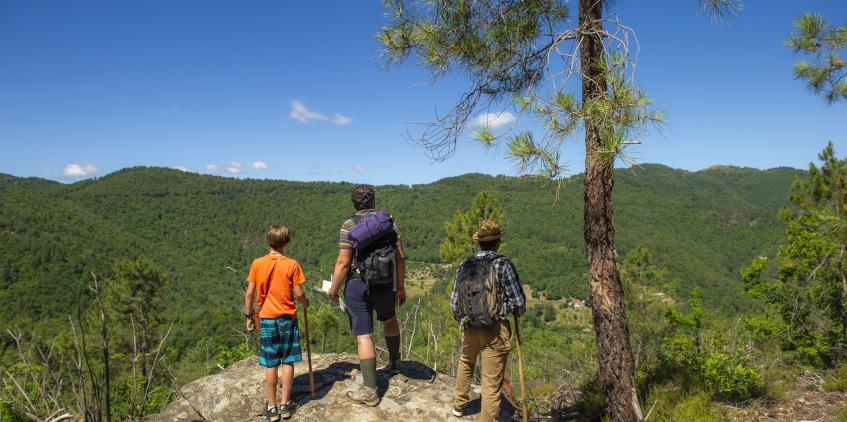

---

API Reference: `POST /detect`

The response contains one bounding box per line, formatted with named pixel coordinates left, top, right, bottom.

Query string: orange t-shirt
left=247, top=254, right=306, bottom=319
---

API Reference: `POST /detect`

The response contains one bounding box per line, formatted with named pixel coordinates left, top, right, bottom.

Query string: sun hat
left=472, top=219, right=503, bottom=241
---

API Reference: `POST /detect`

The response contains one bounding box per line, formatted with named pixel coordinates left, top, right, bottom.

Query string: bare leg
left=356, top=334, right=376, bottom=360
left=265, top=366, right=279, bottom=408
left=279, top=363, right=294, bottom=404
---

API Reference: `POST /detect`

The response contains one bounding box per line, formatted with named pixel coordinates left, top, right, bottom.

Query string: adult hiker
left=451, top=219, right=526, bottom=422
left=327, top=184, right=406, bottom=407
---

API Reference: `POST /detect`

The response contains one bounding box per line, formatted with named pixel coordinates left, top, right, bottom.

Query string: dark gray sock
left=385, top=335, right=401, bottom=362
left=360, top=358, right=377, bottom=389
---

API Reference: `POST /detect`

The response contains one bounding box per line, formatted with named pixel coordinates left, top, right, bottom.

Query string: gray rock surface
left=152, top=353, right=513, bottom=422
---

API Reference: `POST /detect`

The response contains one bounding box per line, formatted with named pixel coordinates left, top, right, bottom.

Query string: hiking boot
left=452, top=407, right=464, bottom=418
left=386, top=358, right=403, bottom=375
left=263, top=405, right=281, bottom=422
left=346, top=385, right=380, bottom=407
left=279, top=400, right=299, bottom=420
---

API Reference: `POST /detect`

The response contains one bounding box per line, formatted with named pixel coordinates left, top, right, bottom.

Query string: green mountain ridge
left=0, top=163, right=803, bottom=372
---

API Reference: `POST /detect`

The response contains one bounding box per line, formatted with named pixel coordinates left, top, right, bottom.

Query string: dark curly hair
left=351, top=184, right=375, bottom=211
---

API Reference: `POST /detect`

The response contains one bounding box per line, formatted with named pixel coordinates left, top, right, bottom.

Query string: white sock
left=267, top=404, right=276, bottom=411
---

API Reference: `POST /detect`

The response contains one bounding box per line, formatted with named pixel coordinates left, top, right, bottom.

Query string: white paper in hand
left=322, top=278, right=346, bottom=312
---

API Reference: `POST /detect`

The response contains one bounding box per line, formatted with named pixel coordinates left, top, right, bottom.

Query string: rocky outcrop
left=152, top=353, right=515, bottom=422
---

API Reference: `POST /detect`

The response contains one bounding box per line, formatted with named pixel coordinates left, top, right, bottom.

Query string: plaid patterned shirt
left=451, top=250, right=526, bottom=327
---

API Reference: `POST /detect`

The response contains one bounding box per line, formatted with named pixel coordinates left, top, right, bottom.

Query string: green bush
left=645, top=388, right=729, bottom=422
left=824, top=362, right=847, bottom=392
left=701, top=352, right=761, bottom=400
left=0, top=400, right=26, bottom=422
left=656, top=290, right=762, bottom=401
left=216, top=343, right=253, bottom=368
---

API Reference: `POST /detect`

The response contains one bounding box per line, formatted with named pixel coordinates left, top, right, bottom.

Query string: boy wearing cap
left=450, top=219, right=526, bottom=421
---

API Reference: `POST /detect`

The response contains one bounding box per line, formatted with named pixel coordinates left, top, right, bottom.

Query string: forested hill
left=0, top=164, right=800, bottom=339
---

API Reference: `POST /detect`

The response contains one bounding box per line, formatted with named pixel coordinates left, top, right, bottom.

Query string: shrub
left=701, top=351, right=761, bottom=400
left=657, top=290, right=762, bottom=401
left=823, top=362, right=847, bottom=392
left=645, top=388, right=729, bottom=422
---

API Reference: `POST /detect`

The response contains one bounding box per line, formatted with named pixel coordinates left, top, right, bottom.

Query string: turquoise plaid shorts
left=258, top=315, right=302, bottom=368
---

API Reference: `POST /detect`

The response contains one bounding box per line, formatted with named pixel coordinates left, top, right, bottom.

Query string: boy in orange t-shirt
left=245, top=225, right=308, bottom=421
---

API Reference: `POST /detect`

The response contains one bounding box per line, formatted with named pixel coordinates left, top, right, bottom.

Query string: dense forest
left=1, top=164, right=798, bottom=308
left=6, top=161, right=847, bottom=421
left=0, top=164, right=798, bottom=367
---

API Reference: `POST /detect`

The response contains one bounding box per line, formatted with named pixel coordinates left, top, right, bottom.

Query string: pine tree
left=744, top=143, right=847, bottom=364
left=787, top=13, right=847, bottom=103
left=439, top=192, right=504, bottom=263
left=107, top=256, right=166, bottom=378
left=378, top=1, right=739, bottom=419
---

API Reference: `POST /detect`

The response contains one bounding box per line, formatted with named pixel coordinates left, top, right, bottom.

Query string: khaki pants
left=454, top=320, right=511, bottom=422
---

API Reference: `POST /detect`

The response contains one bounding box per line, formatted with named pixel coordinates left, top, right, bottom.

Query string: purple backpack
left=348, top=211, right=397, bottom=284
left=348, top=211, right=395, bottom=251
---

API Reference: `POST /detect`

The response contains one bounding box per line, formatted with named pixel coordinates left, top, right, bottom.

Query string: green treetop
left=787, top=12, right=847, bottom=103
left=439, top=191, right=504, bottom=263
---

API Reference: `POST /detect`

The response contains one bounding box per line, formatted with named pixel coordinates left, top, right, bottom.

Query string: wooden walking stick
left=513, top=314, right=529, bottom=422
left=302, top=306, right=315, bottom=399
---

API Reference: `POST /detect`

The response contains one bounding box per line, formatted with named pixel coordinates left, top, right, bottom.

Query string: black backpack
left=454, top=254, right=502, bottom=327
left=350, top=211, right=397, bottom=285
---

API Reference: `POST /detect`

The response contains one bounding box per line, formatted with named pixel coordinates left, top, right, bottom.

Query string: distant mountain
left=0, top=164, right=802, bottom=357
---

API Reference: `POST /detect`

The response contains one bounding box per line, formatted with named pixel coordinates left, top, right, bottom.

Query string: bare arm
left=293, top=284, right=309, bottom=308
left=245, top=281, right=256, bottom=332
left=328, top=248, right=352, bottom=299
left=395, top=240, right=406, bottom=306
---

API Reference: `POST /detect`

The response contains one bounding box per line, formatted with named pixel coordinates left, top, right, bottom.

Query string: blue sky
left=1, top=0, right=845, bottom=185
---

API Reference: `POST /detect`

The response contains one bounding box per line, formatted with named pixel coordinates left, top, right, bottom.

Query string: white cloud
left=224, top=162, right=242, bottom=174
left=206, top=164, right=219, bottom=171
left=289, top=100, right=329, bottom=123
left=333, top=114, right=352, bottom=125
left=289, top=100, right=352, bottom=125
left=327, top=169, right=341, bottom=175
left=173, top=166, right=190, bottom=172
left=63, top=163, right=98, bottom=178
left=353, top=165, right=366, bottom=173
left=250, top=161, right=268, bottom=170
left=472, top=111, right=516, bottom=128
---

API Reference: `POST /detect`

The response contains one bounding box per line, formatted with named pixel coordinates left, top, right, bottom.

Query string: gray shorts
left=344, top=279, right=395, bottom=336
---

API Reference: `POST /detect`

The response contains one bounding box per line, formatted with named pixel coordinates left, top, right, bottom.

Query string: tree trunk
left=579, top=0, right=643, bottom=421
left=140, top=311, right=148, bottom=379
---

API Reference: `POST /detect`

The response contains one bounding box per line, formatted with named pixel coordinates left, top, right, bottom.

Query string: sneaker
left=452, top=407, right=463, bottom=418
left=346, top=385, right=380, bottom=407
left=279, top=400, right=299, bottom=420
left=263, top=405, right=281, bottom=422
left=387, top=359, right=403, bottom=375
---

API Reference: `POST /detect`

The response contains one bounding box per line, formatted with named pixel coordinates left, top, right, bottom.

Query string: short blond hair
left=267, top=225, right=291, bottom=249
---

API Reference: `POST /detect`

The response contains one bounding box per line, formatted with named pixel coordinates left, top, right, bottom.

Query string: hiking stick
left=513, top=314, right=528, bottom=422
left=302, top=308, right=315, bottom=399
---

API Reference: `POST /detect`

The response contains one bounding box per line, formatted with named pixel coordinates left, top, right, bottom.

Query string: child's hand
left=246, top=318, right=255, bottom=333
